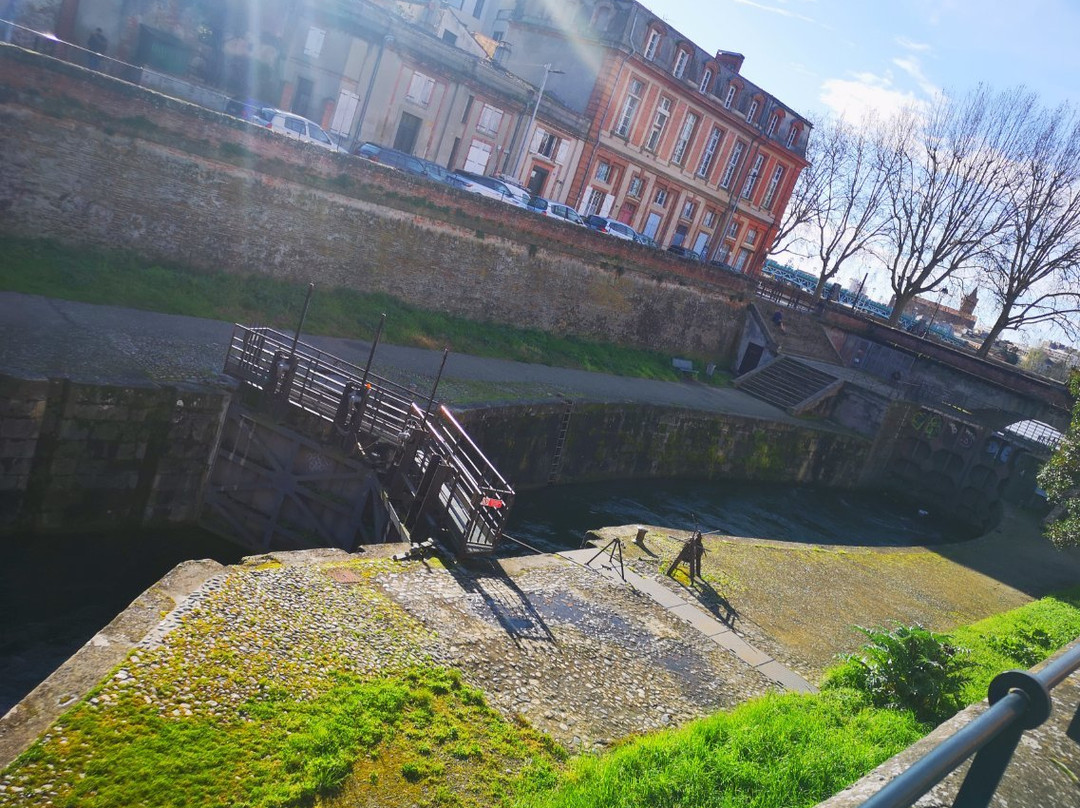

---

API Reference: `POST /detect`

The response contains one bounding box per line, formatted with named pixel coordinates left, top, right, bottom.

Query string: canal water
left=1, top=480, right=973, bottom=715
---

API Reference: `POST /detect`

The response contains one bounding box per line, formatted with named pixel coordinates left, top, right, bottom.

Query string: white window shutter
left=555, top=140, right=569, bottom=164
left=530, top=128, right=544, bottom=153
left=599, top=193, right=614, bottom=217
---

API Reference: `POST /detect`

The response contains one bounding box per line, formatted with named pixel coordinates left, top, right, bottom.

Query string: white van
left=258, top=108, right=345, bottom=153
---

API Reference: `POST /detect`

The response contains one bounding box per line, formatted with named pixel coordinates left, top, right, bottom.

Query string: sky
left=647, top=0, right=1080, bottom=347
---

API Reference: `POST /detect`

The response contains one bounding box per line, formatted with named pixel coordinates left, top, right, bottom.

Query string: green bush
left=822, top=624, right=970, bottom=725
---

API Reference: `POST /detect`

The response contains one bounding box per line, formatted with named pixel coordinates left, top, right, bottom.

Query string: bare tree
left=878, top=86, right=1030, bottom=326
left=976, top=103, right=1080, bottom=356
left=795, top=115, right=892, bottom=300
left=770, top=124, right=828, bottom=258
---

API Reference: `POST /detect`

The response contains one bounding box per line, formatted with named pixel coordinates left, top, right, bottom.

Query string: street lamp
left=926, top=287, right=950, bottom=335
left=511, top=63, right=563, bottom=179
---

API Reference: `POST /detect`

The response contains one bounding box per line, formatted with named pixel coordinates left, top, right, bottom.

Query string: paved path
left=559, top=547, right=817, bottom=694
left=0, top=292, right=798, bottom=421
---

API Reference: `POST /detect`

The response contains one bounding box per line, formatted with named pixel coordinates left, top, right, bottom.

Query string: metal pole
left=289, top=282, right=314, bottom=358
left=512, top=64, right=560, bottom=179
left=360, top=313, right=386, bottom=388
left=423, top=348, right=449, bottom=425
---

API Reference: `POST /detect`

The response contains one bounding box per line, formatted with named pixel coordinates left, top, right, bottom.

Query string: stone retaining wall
left=0, top=374, right=229, bottom=531
left=0, top=45, right=751, bottom=362
left=458, top=402, right=869, bottom=490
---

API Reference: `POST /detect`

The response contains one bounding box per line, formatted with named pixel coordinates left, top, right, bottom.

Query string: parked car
left=352, top=143, right=466, bottom=188
left=709, top=259, right=741, bottom=273
left=527, top=196, right=586, bottom=225
left=584, top=215, right=638, bottom=241
left=225, top=97, right=271, bottom=123
left=634, top=232, right=659, bottom=248
left=452, top=171, right=528, bottom=206
left=258, top=107, right=345, bottom=152
left=667, top=244, right=703, bottom=262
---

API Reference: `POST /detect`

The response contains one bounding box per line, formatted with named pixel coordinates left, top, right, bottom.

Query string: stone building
left=474, top=0, right=812, bottom=272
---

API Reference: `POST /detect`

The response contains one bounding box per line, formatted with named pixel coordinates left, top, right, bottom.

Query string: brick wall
left=0, top=46, right=754, bottom=361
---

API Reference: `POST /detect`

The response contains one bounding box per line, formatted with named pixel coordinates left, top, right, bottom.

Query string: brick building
left=482, top=0, right=811, bottom=273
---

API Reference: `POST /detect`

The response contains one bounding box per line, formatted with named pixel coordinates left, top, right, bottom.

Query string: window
left=329, top=89, right=360, bottom=135
left=681, top=200, right=696, bottom=219
left=473, top=0, right=486, bottom=17
left=476, top=103, right=503, bottom=135
left=584, top=188, right=605, bottom=216
left=671, top=112, right=698, bottom=165
left=720, top=140, right=745, bottom=188
left=644, top=29, right=661, bottom=61
left=536, top=130, right=560, bottom=158
left=766, top=113, right=780, bottom=137
left=654, top=187, right=668, bottom=206
left=461, top=95, right=474, bottom=124
left=786, top=126, right=800, bottom=148
left=628, top=176, right=644, bottom=198
left=746, top=98, right=759, bottom=124
left=742, top=153, right=765, bottom=199
left=699, top=68, right=713, bottom=94
left=746, top=228, right=758, bottom=245
left=595, top=161, right=612, bottom=182
left=673, top=49, right=689, bottom=78
left=734, top=248, right=753, bottom=271
left=304, top=27, right=326, bottom=59
left=614, top=78, right=644, bottom=138
left=763, top=164, right=786, bottom=209
left=464, top=140, right=492, bottom=173
left=697, top=125, right=722, bottom=178
left=702, top=209, right=717, bottom=228
left=645, top=96, right=671, bottom=152
left=441, top=30, right=458, bottom=45
left=724, top=84, right=736, bottom=109
left=406, top=71, right=435, bottom=106
left=727, top=220, right=740, bottom=238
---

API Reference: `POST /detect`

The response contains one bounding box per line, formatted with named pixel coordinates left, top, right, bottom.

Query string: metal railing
left=860, top=641, right=1080, bottom=808
left=222, top=325, right=514, bottom=555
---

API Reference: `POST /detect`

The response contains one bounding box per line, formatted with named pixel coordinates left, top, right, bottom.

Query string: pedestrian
left=771, top=308, right=786, bottom=333
left=86, top=27, right=107, bottom=69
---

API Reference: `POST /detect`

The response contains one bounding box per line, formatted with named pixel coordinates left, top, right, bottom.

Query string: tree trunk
left=977, top=316, right=1010, bottom=358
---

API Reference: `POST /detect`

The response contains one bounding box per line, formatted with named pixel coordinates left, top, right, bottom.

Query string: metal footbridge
left=209, top=323, right=514, bottom=557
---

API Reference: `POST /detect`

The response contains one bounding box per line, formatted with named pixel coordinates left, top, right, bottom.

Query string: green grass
left=507, top=589, right=1080, bottom=808
left=8, top=667, right=562, bottom=808
left=509, top=691, right=923, bottom=808
left=0, top=237, right=728, bottom=385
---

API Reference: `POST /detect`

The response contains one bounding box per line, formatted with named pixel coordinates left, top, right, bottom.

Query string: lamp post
left=927, top=287, right=950, bottom=335
left=511, top=63, right=563, bottom=179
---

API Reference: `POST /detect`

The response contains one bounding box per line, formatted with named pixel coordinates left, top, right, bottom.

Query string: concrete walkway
left=559, top=547, right=817, bottom=694
left=0, top=292, right=798, bottom=421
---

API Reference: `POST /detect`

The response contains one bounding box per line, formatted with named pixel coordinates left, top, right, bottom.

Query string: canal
left=1, top=480, right=973, bottom=715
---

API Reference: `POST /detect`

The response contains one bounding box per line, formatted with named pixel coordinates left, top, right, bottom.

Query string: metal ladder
left=548, top=399, right=574, bottom=485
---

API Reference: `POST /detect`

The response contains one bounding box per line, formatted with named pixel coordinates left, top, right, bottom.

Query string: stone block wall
left=0, top=374, right=229, bottom=532
left=0, top=46, right=753, bottom=362
left=457, top=402, right=871, bottom=491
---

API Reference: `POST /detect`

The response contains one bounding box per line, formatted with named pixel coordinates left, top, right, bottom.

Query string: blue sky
left=651, top=0, right=1080, bottom=346
left=652, top=0, right=1080, bottom=122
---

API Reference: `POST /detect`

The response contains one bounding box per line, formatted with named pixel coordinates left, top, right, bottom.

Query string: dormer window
left=644, top=29, right=661, bottom=61
left=673, top=48, right=689, bottom=78
left=766, top=112, right=781, bottom=137
left=746, top=98, right=759, bottom=124
left=723, top=84, right=736, bottom=109
left=699, top=68, right=712, bottom=94
left=786, top=125, right=800, bottom=148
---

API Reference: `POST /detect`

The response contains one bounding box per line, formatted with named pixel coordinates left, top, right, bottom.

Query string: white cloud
left=819, top=72, right=926, bottom=120
left=731, top=0, right=816, bottom=23
left=895, top=36, right=931, bottom=52
left=891, top=56, right=941, bottom=98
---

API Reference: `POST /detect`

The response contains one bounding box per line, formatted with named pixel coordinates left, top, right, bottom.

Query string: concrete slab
left=755, top=660, right=818, bottom=694
left=668, top=603, right=731, bottom=637
left=712, top=631, right=773, bottom=667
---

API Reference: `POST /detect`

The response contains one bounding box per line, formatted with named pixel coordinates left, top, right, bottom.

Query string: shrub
left=822, top=624, right=970, bottom=725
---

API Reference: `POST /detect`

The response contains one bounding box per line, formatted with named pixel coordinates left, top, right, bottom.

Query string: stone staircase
left=734, top=356, right=843, bottom=415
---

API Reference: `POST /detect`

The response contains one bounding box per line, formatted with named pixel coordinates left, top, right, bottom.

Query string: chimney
left=716, top=50, right=744, bottom=73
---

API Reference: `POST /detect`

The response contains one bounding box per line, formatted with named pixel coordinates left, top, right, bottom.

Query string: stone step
left=735, top=357, right=841, bottom=414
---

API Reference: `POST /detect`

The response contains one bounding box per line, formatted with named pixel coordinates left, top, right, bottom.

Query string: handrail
left=860, top=640, right=1080, bottom=808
